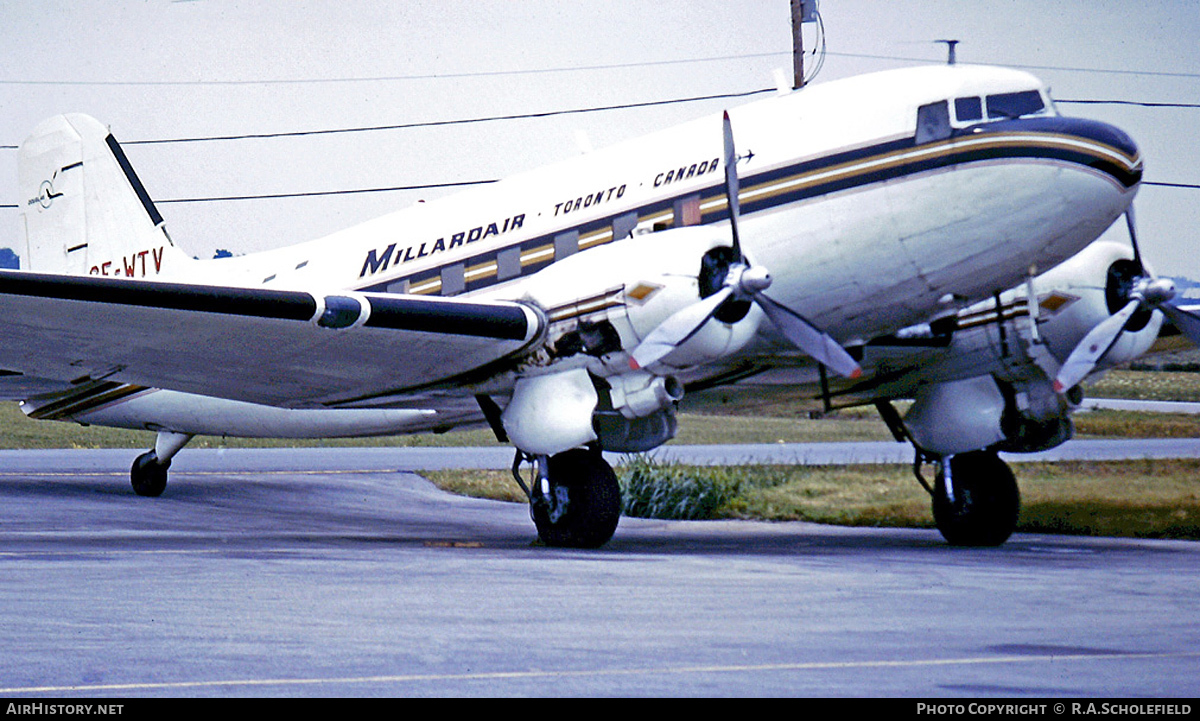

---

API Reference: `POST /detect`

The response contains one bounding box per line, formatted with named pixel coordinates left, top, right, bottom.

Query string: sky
left=2, top=0, right=1199, bottom=275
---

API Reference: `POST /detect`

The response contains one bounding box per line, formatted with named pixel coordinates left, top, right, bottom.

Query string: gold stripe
left=29, top=384, right=151, bottom=421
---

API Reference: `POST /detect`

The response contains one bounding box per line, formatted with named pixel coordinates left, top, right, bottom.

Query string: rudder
left=18, top=114, right=191, bottom=278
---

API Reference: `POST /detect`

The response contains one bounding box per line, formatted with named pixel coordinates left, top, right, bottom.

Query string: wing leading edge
left=0, top=270, right=544, bottom=408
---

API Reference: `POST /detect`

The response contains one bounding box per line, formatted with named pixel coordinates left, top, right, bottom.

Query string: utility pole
left=791, top=0, right=805, bottom=89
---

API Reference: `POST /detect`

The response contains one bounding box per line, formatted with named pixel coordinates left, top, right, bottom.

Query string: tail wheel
left=932, top=450, right=1020, bottom=547
left=531, top=448, right=622, bottom=549
left=130, top=451, right=169, bottom=497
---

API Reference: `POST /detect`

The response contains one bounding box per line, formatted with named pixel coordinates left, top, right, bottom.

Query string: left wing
left=0, top=270, right=544, bottom=408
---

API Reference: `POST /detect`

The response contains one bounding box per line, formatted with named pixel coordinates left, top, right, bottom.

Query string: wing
left=0, top=270, right=544, bottom=408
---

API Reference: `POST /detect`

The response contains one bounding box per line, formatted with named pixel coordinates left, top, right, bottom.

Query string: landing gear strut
left=130, top=431, right=193, bottom=497
left=514, top=447, right=621, bottom=548
left=925, top=449, right=1020, bottom=546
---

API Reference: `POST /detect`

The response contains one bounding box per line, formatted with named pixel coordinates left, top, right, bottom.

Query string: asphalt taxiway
left=0, top=446, right=1197, bottom=697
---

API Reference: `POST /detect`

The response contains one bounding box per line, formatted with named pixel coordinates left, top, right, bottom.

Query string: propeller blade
left=722, top=111, right=743, bottom=260
left=753, top=292, right=863, bottom=379
left=1162, top=302, right=1200, bottom=346
left=1053, top=298, right=1142, bottom=393
left=1125, top=206, right=1143, bottom=271
left=631, top=117, right=861, bottom=378
left=629, top=287, right=733, bottom=370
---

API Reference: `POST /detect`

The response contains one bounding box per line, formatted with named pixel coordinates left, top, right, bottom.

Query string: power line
left=7, top=49, right=1197, bottom=87
left=2, top=90, right=1192, bottom=151
left=1144, top=181, right=1200, bottom=190
left=1058, top=99, right=1200, bottom=109
left=125, top=88, right=777, bottom=145
left=0, top=87, right=777, bottom=150
left=0, top=52, right=791, bottom=87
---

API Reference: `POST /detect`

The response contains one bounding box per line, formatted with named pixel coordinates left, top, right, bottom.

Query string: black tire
left=531, top=448, right=621, bottom=549
left=932, top=450, right=1020, bottom=547
left=131, top=451, right=170, bottom=498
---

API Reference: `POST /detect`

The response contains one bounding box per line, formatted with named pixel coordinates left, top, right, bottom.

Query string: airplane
left=3, top=62, right=1188, bottom=549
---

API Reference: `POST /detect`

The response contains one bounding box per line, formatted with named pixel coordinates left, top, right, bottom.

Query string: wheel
left=131, top=450, right=170, bottom=497
left=530, top=448, right=621, bottom=548
left=931, top=450, right=1020, bottom=547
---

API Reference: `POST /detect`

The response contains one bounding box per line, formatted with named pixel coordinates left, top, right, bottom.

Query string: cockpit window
left=954, top=97, right=983, bottom=122
left=916, top=100, right=951, bottom=144
left=985, top=90, right=1045, bottom=119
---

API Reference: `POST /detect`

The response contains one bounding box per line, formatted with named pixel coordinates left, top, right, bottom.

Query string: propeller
left=629, top=112, right=862, bottom=379
left=1053, top=207, right=1181, bottom=393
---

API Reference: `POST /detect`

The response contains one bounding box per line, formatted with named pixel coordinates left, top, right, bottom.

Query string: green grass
left=1086, top=369, right=1200, bottom=402
left=422, top=458, right=1200, bottom=540
left=1074, top=409, right=1200, bottom=438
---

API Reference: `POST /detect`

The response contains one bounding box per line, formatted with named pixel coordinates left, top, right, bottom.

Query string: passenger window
left=915, top=101, right=951, bottom=144
left=986, top=90, right=1045, bottom=119
left=496, top=247, right=521, bottom=281
left=954, top=97, right=983, bottom=122
left=440, top=263, right=465, bottom=296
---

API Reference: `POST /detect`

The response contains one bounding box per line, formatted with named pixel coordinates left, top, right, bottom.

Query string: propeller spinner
left=629, top=112, right=862, bottom=380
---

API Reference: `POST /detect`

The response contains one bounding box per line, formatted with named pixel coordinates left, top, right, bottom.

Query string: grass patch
left=667, top=410, right=892, bottom=444
left=1086, top=369, right=1200, bottom=402
left=1074, top=409, right=1200, bottom=438
left=619, top=455, right=754, bottom=520
left=422, top=458, right=1200, bottom=540
left=425, top=469, right=528, bottom=504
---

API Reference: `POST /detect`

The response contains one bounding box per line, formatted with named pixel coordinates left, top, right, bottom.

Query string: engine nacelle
left=904, top=376, right=1007, bottom=457
left=903, top=375, right=1072, bottom=457
left=591, top=372, right=684, bottom=453
left=499, top=367, right=685, bottom=456
left=501, top=226, right=764, bottom=376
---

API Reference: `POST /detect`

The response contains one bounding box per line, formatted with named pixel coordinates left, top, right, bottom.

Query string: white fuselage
left=61, top=64, right=1143, bottom=437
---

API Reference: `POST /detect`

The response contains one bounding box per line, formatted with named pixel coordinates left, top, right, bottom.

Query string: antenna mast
left=935, top=39, right=960, bottom=65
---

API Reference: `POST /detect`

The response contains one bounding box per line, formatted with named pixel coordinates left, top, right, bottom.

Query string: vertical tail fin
left=18, top=114, right=192, bottom=277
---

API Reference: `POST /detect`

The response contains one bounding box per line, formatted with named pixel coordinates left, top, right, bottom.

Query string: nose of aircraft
left=971, top=115, right=1142, bottom=190
left=1060, top=116, right=1142, bottom=185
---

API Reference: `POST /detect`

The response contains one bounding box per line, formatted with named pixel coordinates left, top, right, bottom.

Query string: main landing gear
left=513, top=446, right=622, bottom=548
left=917, top=449, right=1020, bottom=546
left=130, top=431, right=193, bottom=497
